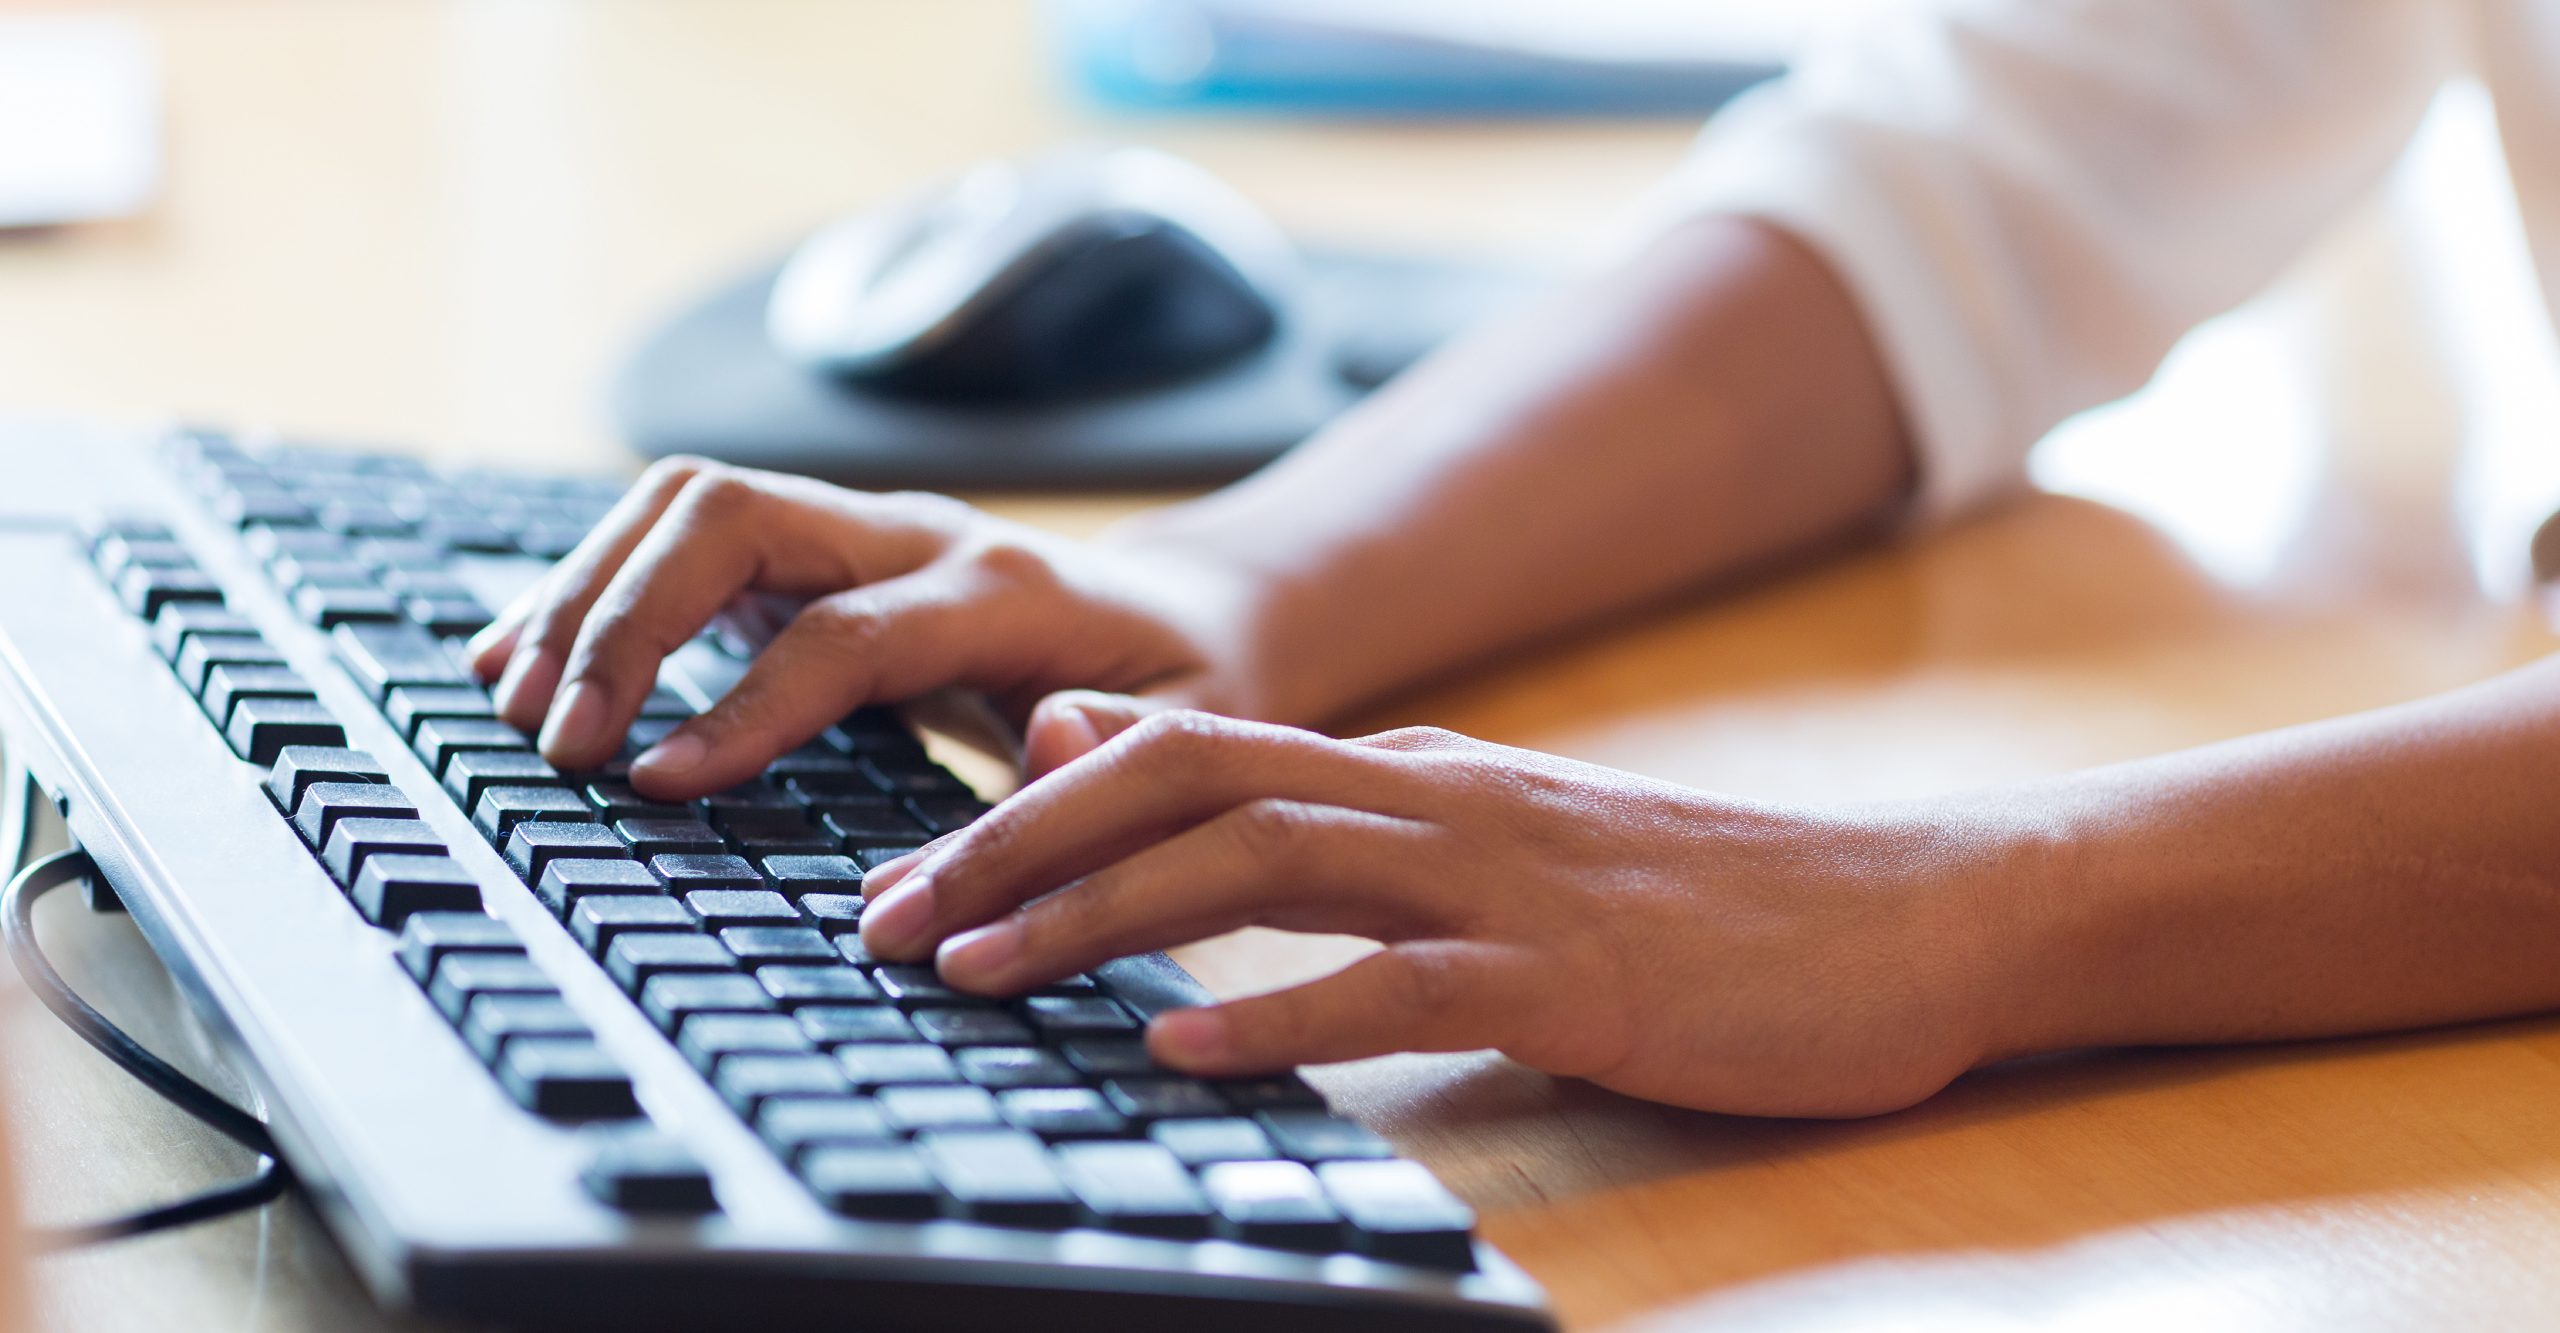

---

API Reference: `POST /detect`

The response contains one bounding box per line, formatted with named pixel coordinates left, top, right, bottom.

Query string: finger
left=933, top=801, right=1446, bottom=994
left=1022, top=689, right=1189, bottom=778
left=1147, top=944, right=1498, bottom=1075
left=859, top=713, right=1411, bottom=960
left=622, top=578, right=976, bottom=797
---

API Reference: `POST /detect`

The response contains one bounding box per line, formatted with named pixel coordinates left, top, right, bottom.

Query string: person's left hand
left=857, top=710, right=2007, bottom=1117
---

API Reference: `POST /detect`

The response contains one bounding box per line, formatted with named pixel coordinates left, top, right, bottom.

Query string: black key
left=421, top=515, right=515, bottom=553
left=444, top=749, right=564, bottom=808
left=650, top=854, right=762, bottom=893
left=714, top=1053, right=851, bottom=1117
left=911, top=1008, right=1033, bottom=1048
left=461, top=992, right=590, bottom=1063
left=818, top=804, right=928, bottom=846
left=797, top=893, right=864, bottom=936
left=318, top=498, right=414, bottom=537
left=116, top=565, right=222, bottom=619
left=151, top=602, right=253, bottom=660
left=864, top=755, right=969, bottom=796
left=836, top=935, right=878, bottom=967
left=569, top=894, right=697, bottom=953
left=765, top=745, right=864, bottom=782
left=956, top=1046, right=1081, bottom=1091
left=679, top=889, right=792, bottom=931
left=879, top=1084, right=1003, bottom=1133
left=1103, top=1078, right=1231, bottom=1122
left=997, top=1087, right=1128, bottom=1140
left=243, top=523, right=345, bottom=562
left=1216, top=1074, right=1328, bottom=1112
left=580, top=1130, right=717, bottom=1213
left=429, top=952, right=556, bottom=1022
left=1020, top=995, right=1137, bottom=1037
left=635, top=687, right=694, bottom=719
left=730, top=826, right=840, bottom=858
left=213, top=486, right=314, bottom=529
left=639, top=972, right=776, bottom=1031
left=757, top=854, right=865, bottom=897
left=536, top=857, right=662, bottom=917
left=699, top=784, right=800, bottom=817
left=835, top=1043, right=960, bottom=1089
left=758, top=1097, right=895, bottom=1161
left=871, top=966, right=960, bottom=1006
left=719, top=925, right=837, bottom=964
left=847, top=845, right=926, bottom=874
left=332, top=621, right=470, bottom=699
left=795, top=1005, right=918, bottom=1046
left=359, top=537, right=450, bottom=573
left=322, top=816, right=441, bottom=887
left=385, top=684, right=496, bottom=739
left=292, top=585, right=403, bottom=627
left=175, top=632, right=285, bottom=693
left=1200, top=1160, right=1342, bottom=1252
left=405, top=594, right=493, bottom=639
left=622, top=717, right=683, bottom=752
left=614, top=817, right=722, bottom=860
left=1257, top=1109, right=1394, bottom=1162
left=351, top=852, right=482, bottom=927
left=398, top=911, right=520, bottom=983
left=1055, top=1142, right=1215, bottom=1238
left=474, top=785, right=593, bottom=842
left=705, top=805, right=811, bottom=841
left=583, top=780, right=687, bottom=824
left=265, top=745, right=387, bottom=812
left=415, top=716, right=530, bottom=775
left=292, top=781, right=419, bottom=847
left=1058, top=1037, right=1158, bottom=1079
left=905, top=794, right=993, bottom=835
left=497, top=1037, right=639, bottom=1120
left=504, top=820, right=626, bottom=884
left=1035, top=972, right=1102, bottom=995
left=604, top=932, right=737, bottom=990
left=203, top=663, right=313, bottom=727
left=677, top=1013, right=814, bottom=1071
left=1149, top=1118, right=1278, bottom=1168
left=94, top=536, right=194, bottom=583
left=918, top=1129, right=1076, bottom=1226
left=272, top=555, right=378, bottom=590
left=800, top=1145, right=941, bottom=1219
left=756, top=965, right=882, bottom=1008
left=88, top=515, right=175, bottom=551
left=1319, top=1161, right=1476, bottom=1270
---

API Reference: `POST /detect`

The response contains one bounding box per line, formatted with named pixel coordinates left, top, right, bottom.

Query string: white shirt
left=1662, top=0, right=2560, bottom=523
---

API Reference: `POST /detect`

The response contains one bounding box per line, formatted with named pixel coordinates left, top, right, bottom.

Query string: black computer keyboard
left=0, top=419, right=1550, bottom=1331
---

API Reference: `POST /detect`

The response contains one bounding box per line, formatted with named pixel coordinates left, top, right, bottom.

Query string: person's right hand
left=465, top=458, right=1273, bottom=799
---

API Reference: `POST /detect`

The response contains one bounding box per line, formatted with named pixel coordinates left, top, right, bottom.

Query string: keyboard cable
left=0, top=761, right=291, bottom=1250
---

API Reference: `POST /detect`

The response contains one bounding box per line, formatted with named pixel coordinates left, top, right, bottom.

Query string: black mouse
left=765, top=146, right=1295, bottom=403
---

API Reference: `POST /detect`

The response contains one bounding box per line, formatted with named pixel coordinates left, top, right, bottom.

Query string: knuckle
left=640, top=454, right=714, bottom=497
left=1380, top=947, right=1469, bottom=1019
left=1358, top=725, right=1466, bottom=753
left=1219, top=797, right=1320, bottom=867
left=677, top=467, right=763, bottom=523
left=797, top=595, right=893, bottom=657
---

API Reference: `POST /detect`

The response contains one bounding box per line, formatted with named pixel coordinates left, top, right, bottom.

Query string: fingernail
left=936, top=920, right=1021, bottom=983
left=633, top=730, right=706, bottom=779
left=492, top=647, right=553, bottom=718
left=1149, top=1008, right=1226, bottom=1064
left=860, top=850, right=926, bottom=898
left=464, top=623, right=506, bottom=666
left=862, top=875, right=936, bottom=955
left=538, top=680, right=606, bottom=758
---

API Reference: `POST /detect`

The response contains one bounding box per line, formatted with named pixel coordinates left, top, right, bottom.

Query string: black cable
left=3, top=843, right=291, bottom=1249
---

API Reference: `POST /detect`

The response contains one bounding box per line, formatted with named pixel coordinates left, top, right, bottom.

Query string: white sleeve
left=1648, top=0, right=2458, bottom=521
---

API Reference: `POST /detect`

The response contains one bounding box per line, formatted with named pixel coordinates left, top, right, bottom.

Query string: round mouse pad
left=609, top=247, right=1541, bottom=491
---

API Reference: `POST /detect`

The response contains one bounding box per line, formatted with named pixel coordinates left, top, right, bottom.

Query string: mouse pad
left=609, top=248, right=1543, bottom=491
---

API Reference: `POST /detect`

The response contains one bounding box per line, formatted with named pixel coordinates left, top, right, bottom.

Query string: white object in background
left=0, top=17, right=160, bottom=229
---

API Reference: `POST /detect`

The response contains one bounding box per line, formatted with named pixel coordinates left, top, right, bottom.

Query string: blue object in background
left=1052, top=0, right=1788, bottom=118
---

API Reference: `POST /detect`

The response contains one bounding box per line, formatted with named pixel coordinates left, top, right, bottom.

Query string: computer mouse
left=766, top=145, right=1296, bottom=402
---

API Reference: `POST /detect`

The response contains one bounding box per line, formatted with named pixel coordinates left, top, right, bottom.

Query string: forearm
left=1110, top=215, right=1911, bottom=726
left=1962, top=656, right=2560, bottom=1062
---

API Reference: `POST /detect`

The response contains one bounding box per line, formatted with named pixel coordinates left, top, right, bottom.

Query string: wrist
left=1094, top=505, right=1359, bottom=727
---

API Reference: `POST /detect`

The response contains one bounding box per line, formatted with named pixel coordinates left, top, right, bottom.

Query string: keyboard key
left=116, top=565, right=223, bottom=619
left=1102, top=1078, right=1231, bottom=1121
left=700, top=784, right=800, bottom=817
left=202, top=663, right=314, bottom=727
left=292, top=585, right=404, bottom=627
left=906, top=794, right=993, bottom=835
left=639, top=972, right=777, bottom=1031
left=684, top=890, right=797, bottom=932
left=871, top=966, right=960, bottom=1006
left=757, top=1097, right=896, bottom=1161
left=1216, top=1075, right=1328, bottom=1113
left=272, top=555, right=378, bottom=591
left=1318, top=1160, right=1476, bottom=1270
left=398, top=911, right=521, bottom=983
left=636, top=687, right=695, bottom=719
left=997, top=1087, right=1128, bottom=1140
left=535, top=857, right=661, bottom=916
left=151, top=602, right=254, bottom=660
left=1055, top=1142, right=1214, bottom=1239
left=880, top=1084, right=1003, bottom=1132
left=1258, top=1110, right=1395, bottom=1163
left=719, top=925, right=838, bottom=965
left=836, top=935, right=878, bottom=967
left=442, top=749, right=565, bottom=808
left=756, top=965, right=883, bottom=1008
left=794, top=1005, right=918, bottom=1046
left=461, top=992, right=590, bottom=1063
left=765, top=745, right=864, bottom=782
left=415, top=716, right=531, bottom=775
left=497, top=1037, right=639, bottom=1120
left=714, top=1053, right=852, bottom=1117
left=1149, top=1118, right=1278, bottom=1168
left=580, top=1130, right=717, bottom=1213
left=322, top=816, right=442, bottom=887
left=729, top=825, right=840, bottom=858
left=919, top=1129, right=1075, bottom=1226
left=292, top=781, right=419, bottom=847
left=818, top=804, right=928, bottom=846
left=175, top=631, right=285, bottom=693
left=758, top=854, right=865, bottom=897
left=331, top=621, right=470, bottom=699
left=582, top=780, right=686, bottom=823
left=847, top=846, right=926, bottom=874
left=955, top=1046, right=1081, bottom=1090
left=504, top=820, right=627, bottom=884
left=1020, top=995, right=1137, bottom=1037
left=265, top=745, right=389, bottom=811
left=677, top=1013, right=815, bottom=1071
left=649, top=853, right=762, bottom=893
left=475, top=785, right=594, bottom=842
left=604, top=932, right=737, bottom=990
left=1200, top=1160, right=1342, bottom=1251
left=800, top=1145, right=941, bottom=1219
left=351, top=852, right=482, bottom=927
left=430, top=952, right=556, bottom=1022
left=1058, top=1037, right=1159, bottom=1079
left=569, top=894, right=698, bottom=953
left=797, top=893, right=865, bottom=936
left=911, top=1008, right=1033, bottom=1048
left=613, top=817, right=722, bottom=860
left=405, top=595, right=493, bottom=639
left=835, top=1043, right=959, bottom=1089
left=384, top=684, right=496, bottom=740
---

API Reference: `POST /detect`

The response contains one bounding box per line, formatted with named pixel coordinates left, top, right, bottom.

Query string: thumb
left=1022, top=688, right=1188, bottom=778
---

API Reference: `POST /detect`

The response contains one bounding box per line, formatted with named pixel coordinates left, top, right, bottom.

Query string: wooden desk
left=7, top=3, right=2559, bottom=1330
